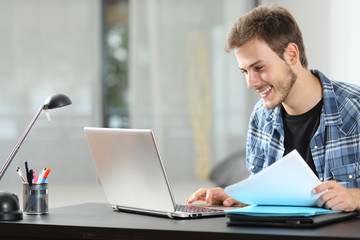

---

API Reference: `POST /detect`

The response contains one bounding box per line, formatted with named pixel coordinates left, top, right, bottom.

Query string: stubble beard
left=263, top=64, right=297, bottom=110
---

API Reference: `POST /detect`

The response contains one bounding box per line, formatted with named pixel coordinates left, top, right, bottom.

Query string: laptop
left=84, top=127, right=225, bottom=218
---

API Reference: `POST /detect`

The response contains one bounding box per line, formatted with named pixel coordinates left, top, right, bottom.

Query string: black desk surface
left=1, top=203, right=360, bottom=240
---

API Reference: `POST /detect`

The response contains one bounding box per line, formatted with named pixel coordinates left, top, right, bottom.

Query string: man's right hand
left=186, top=187, right=246, bottom=207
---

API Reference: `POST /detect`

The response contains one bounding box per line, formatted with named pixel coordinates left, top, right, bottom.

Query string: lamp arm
left=0, top=105, right=44, bottom=181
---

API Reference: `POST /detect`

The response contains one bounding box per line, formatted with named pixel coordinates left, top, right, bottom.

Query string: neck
left=282, top=68, right=323, bottom=115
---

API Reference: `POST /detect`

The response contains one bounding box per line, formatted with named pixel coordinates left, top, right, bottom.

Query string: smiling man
left=186, top=5, right=360, bottom=212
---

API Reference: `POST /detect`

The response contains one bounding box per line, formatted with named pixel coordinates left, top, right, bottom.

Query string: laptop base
left=113, top=204, right=225, bottom=219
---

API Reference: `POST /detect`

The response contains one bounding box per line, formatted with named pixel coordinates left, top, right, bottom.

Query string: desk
left=1, top=203, right=360, bottom=240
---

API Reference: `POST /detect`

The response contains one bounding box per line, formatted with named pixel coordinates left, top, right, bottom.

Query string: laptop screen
left=84, top=127, right=176, bottom=214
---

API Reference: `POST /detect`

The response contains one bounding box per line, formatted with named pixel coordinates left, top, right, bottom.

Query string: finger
left=188, top=191, right=207, bottom=202
left=329, top=201, right=356, bottom=212
left=186, top=188, right=208, bottom=204
left=330, top=202, right=347, bottom=211
left=316, top=196, right=326, bottom=208
left=324, top=203, right=331, bottom=209
left=223, top=197, right=239, bottom=207
left=233, top=201, right=250, bottom=208
left=318, top=188, right=338, bottom=204
left=315, top=184, right=355, bottom=211
left=312, top=181, right=336, bottom=194
left=205, top=188, right=226, bottom=206
left=205, top=189, right=215, bottom=206
left=324, top=190, right=356, bottom=212
left=316, top=186, right=340, bottom=208
left=325, top=196, right=343, bottom=210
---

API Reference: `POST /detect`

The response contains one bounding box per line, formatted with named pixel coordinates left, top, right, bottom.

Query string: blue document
left=225, top=205, right=340, bottom=217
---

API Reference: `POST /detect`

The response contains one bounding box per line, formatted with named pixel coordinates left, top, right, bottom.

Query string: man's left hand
left=312, top=181, right=360, bottom=212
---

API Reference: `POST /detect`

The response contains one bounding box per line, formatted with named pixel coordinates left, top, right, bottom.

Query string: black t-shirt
left=281, top=99, right=323, bottom=176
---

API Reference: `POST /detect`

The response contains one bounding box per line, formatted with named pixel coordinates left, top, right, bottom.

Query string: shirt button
left=349, top=175, right=353, bottom=179
left=314, top=146, right=318, bottom=149
left=251, top=165, right=255, bottom=170
left=320, top=177, right=324, bottom=181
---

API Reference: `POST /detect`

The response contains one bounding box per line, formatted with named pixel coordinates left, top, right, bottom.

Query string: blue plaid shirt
left=246, top=69, right=360, bottom=188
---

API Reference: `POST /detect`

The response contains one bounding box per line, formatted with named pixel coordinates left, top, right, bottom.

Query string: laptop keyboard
left=176, top=204, right=223, bottom=213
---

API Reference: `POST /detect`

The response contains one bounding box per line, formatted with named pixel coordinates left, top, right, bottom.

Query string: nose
left=246, top=71, right=261, bottom=90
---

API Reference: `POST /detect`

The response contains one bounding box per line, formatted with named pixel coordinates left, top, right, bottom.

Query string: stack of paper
left=225, top=205, right=339, bottom=217
left=224, top=150, right=339, bottom=216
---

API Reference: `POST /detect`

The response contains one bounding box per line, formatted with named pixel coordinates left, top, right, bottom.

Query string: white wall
left=129, top=0, right=256, bottom=182
left=261, top=0, right=360, bottom=86
left=0, top=0, right=102, bottom=186
left=329, top=0, right=360, bottom=85
left=261, top=0, right=331, bottom=75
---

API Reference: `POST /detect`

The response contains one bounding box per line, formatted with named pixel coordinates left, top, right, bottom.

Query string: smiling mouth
left=258, top=86, right=272, bottom=98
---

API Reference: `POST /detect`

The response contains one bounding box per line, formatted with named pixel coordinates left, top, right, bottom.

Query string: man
left=186, top=5, right=360, bottom=212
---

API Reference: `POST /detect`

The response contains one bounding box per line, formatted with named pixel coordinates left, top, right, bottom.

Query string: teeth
left=261, top=86, right=272, bottom=95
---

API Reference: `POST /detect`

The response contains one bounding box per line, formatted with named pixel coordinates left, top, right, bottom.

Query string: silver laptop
left=84, top=127, right=224, bottom=218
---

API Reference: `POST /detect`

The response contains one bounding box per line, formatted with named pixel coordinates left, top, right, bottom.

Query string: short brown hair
left=225, top=5, right=308, bottom=68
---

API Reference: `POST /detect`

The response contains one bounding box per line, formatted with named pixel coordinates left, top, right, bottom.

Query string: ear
left=284, top=43, right=299, bottom=66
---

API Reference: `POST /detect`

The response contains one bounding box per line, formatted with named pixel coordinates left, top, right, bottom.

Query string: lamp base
left=0, top=191, right=23, bottom=221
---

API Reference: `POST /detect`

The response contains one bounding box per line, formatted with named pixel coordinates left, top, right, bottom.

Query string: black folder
left=226, top=211, right=359, bottom=228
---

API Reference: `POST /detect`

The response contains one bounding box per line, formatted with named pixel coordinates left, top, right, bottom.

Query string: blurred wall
left=129, top=0, right=257, bottom=182
left=261, top=0, right=360, bottom=85
left=1, top=0, right=359, bottom=189
left=0, top=0, right=102, bottom=186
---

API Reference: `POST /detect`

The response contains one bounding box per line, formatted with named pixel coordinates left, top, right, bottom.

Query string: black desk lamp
left=0, top=94, right=72, bottom=221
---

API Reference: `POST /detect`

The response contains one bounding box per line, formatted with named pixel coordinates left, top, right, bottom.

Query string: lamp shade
left=43, top=94, right=72, bottom=110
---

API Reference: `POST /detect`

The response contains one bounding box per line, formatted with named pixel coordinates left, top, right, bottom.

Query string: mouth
left=258, top=86, right=272, bottom=98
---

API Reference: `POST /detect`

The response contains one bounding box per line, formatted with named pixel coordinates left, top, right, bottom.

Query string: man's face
left=234, top=38, right=297, bottom=110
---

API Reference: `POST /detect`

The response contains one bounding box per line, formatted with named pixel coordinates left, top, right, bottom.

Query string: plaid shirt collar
left=262, top=69, right=345, bottom=130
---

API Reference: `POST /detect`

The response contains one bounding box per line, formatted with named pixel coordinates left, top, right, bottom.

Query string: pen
left=29, top=169, right=33, bottom=186
left=37, top=168, right=47, bottom=183
left=40, top=168, right=51, bottom=183
left=33, top=172, right=38, bottom=183
left=16, top=167, right=26, bottom=183
left=25, top=161, right=30, bottom=183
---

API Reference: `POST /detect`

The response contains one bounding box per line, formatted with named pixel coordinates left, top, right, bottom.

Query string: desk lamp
left=0, top=94, right=72, bottom=220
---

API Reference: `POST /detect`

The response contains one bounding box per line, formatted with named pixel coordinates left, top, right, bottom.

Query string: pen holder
left=23, top=183, right=48, bottom=215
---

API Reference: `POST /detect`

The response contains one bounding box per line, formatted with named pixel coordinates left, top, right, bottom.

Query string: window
left=103, top=0, right=130, bottom=128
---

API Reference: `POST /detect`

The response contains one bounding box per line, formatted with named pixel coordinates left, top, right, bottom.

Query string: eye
left=255, top=65, right=264, bottom=71
left=241, top=69, right=248, bottom=74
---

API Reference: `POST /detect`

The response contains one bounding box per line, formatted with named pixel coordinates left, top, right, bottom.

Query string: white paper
left=225, top=150, right=323, bottom=206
